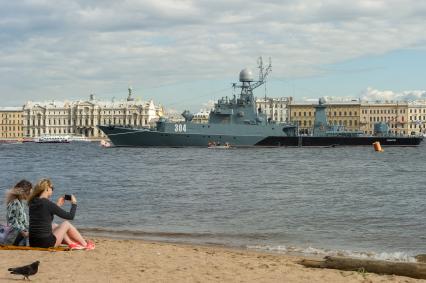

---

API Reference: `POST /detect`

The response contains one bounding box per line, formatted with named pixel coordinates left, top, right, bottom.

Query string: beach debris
left=299, top=256, right=426, bottom=280
left=8, top=261, right=40, bottom=280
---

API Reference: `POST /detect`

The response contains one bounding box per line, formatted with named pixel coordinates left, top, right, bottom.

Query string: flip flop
left=85, top=240, right=95, bottom=251
left=68, top=242, right=85, bottom=250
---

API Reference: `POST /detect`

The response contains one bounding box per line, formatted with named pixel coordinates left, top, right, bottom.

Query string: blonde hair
left=5, top=179, right=33, bottom=205
left=28, top=178, right=53, bottom=203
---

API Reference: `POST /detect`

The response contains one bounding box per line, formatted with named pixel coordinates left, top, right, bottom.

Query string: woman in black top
left=28, top=178, right=94, bottom=250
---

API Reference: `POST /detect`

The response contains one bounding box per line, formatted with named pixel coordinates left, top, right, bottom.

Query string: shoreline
left=79, top=227, right=421, bottom=263
left=1, top=237, right=424, bottom=282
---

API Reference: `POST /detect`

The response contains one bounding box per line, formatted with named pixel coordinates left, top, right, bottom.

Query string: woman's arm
left=47, top=200, right=77, bottom=220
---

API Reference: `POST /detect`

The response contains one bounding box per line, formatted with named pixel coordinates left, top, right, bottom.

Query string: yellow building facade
left=287, top=100, right=426, bottom=136
left=288, top=103, right=315, bottom=134
left=288, top=102, right=360, bottom=134
left=0, top=107, right=24, bottom=140
left=359, top=102, right=408, bottom=135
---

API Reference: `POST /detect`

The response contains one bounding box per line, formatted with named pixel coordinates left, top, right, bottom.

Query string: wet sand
left=1, top=238, right=424, bottom=282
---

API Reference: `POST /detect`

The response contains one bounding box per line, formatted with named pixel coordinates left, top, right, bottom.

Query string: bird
left=8, top=261, right=40, bottom=280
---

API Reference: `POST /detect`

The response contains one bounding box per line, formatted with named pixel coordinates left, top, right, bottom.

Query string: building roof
left=0, top=106, right=23, bottom=111
left=23, top=98, right=160, bottom=110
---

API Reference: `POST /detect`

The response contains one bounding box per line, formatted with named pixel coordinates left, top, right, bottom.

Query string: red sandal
left=85, top=240, right=95, bottom=251
left=68, top=242, right=85, bottom=250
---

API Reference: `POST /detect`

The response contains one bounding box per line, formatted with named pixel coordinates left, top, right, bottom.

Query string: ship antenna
left=249, top=56, right=272, bottom=92
left=258, top=57, right=264, bottom=81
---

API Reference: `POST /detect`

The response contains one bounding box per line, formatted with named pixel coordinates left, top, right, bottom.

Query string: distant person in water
left=4, top=180, right=33, bottom=246
left=28, top=178, right=95, bottom=250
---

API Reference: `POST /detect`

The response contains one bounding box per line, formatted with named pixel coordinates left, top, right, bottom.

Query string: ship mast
left=234, top=57, right=272, bottom=106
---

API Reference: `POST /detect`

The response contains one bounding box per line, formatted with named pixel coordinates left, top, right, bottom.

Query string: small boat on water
left=35, top=135, right=70, bottom=143
left=100, top=139, right=112, bottom=148
left=33, top=135, right=92, bottom=143
left=208, top=142, right=231, bottom=149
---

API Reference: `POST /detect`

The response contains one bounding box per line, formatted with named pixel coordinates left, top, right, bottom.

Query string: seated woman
left=5, top=180, right=33, bottom=246
left=28, top=178, right=94, bottom=250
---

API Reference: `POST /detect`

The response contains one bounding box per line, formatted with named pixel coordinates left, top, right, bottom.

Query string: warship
left=98, top=59, right=423, bottom=147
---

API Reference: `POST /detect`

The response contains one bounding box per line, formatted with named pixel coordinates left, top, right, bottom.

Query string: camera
left=64, top=194, right=72, bottom=201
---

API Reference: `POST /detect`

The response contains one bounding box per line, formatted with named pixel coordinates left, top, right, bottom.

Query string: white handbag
left=0, top=223, right=12, bottom=244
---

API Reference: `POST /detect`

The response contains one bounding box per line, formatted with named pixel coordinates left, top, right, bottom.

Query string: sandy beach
left=1, top=238, right=424, bottom=282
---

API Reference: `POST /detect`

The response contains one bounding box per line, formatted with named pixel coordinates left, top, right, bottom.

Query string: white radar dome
left=239, top=68, right=254, bottom=82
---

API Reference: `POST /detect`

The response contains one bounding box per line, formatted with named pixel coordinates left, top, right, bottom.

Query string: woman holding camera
left=28, top=178, right=94, bottom=250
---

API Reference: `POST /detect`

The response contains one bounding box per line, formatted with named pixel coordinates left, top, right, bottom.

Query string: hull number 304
left=174, top=124, right=187, bottom=132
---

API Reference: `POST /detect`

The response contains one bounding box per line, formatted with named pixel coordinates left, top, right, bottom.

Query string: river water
left=1, top=142, right=425, bottom=261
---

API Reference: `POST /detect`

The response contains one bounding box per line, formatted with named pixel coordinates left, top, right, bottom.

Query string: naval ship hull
left=98, top=125, right=266, bottom=147
left=99, top=126, right=423, bottom=147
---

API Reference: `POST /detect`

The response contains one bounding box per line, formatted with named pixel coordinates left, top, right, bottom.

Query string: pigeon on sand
left=8, top=261, right=40, bottom=280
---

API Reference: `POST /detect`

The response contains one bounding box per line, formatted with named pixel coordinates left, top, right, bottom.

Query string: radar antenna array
left=250, top=56, right=272, bottom=91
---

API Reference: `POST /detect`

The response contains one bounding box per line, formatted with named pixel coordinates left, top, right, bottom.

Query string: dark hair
left=5, top=179, right=33, bottom=204
left=15, top=180, right=33, bottom=192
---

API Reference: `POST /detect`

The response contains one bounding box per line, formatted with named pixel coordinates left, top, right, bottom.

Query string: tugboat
left=98, top=58, right=423, bottom=147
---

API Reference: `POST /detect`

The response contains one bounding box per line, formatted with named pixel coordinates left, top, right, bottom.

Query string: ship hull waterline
left=98, top=126, right=423, bottom=147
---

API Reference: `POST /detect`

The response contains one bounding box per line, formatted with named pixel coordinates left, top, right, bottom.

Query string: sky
left=1, top=0, right=426, bottom=111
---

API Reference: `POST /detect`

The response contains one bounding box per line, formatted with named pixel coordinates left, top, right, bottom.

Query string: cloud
left=361, top=87, right=426, bottom=102
left=0, top=0, right=426, bottom=107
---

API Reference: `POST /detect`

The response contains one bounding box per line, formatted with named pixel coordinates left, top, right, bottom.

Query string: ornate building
left=0, top=107, right=24, bottom=140
left=22, top=90, right=163, bottom=138
left=255, top=97, right=292, bottom=123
